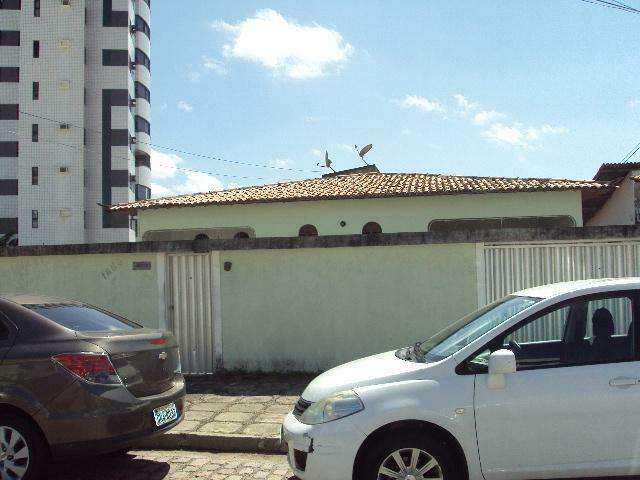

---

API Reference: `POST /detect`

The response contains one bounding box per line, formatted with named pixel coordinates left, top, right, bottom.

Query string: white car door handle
left=609, top=377, right=639, bottom=388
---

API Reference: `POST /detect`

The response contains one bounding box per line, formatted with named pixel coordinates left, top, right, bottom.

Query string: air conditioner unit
left=59, top=39, right=71, bottom=50
left=59, top=209, right=71, bottom=217
left=61, top=0, right=71, bottom=6
left=130, top=137, right=137, bottom=145
left=130, top=98, right=137, bottom=107
left=59, top=123, right=71, bottom=131
left=59, top=166, right=69, bottom=173
left=130, top=25, right=137, bottom=34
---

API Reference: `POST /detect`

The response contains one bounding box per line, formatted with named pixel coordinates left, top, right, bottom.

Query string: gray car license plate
left=153, top=402, right=178, bottom=427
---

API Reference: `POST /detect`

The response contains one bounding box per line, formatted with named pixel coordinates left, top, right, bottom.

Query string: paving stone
left=200, top=394, right=241, bottom=403
left=275, top=396, right=298, bottom=405
left=241, top=423, right=282, bottom=436
left=190, top=402, right=229, bottom=412
left=172, top=420, right=201, bottom=432
left=238, top=395, right=275, bottom=403
left=227, top=403, right=266, bottom=413
left=198, top=421, right=243, bottom=434
left=214, top=412, right=254, bottom=423
left=264, top=404, right=293, bottom=414
left=185, top=410, right=217, bottom=421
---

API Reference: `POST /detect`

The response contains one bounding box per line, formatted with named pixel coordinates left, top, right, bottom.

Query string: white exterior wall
left=0, top=0, right=151, bottom=245
left=587, top=171, right=640, bottom=226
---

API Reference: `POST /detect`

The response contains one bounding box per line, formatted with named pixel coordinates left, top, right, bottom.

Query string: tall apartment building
left=0, top=0, right=152, bottom=245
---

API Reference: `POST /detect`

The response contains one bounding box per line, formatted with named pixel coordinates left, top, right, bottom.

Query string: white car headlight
left=300, top=390, right=364, bottom=425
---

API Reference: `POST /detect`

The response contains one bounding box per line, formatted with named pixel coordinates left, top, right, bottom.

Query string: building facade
left=0, top=0, right=151, bottom=245
left=110, top=168, right=611, bottom=241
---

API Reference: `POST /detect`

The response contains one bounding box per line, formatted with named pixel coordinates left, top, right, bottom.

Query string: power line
left=0, top=128, right=273, bottom=181
left=18, top=110, right=322, bottom=174
left=621, top=140, right=640, bottom=163
left=578, top=0, right=640, bottom=14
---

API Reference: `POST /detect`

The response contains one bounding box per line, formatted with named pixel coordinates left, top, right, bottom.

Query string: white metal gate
left=480, top=240, right=640, bottom=306
left=166, top=253, right=220, bottom=374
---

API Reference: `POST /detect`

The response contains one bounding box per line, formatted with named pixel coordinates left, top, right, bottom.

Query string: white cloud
left=212, top=9, right=353, bottom=79
left=401, top=127, right=411, bottom=136
left=177, top=100, right=193, bottom=112
left=269, top=158, right=290, bottom=168
left=399, top=95, right=445, bottom=113
left=202, top=55, right=227, bottom=75
left=628, top=99, right=640, bottom=109
left=482, top=122, right=568, bottom=148
left=453, top=94, right=479, bottom=113
left=304, top=116, right=321, bottom=123
left=149, top=148, right=224, bottom=198
left=311, top=149, right=323, bottom=158
left=472, top=110, right=506, bottom=126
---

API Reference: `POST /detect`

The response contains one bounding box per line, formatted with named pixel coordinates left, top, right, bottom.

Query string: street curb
left=133, top=432, right=287, bottom=454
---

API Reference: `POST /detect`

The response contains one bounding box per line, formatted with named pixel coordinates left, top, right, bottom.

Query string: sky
left=149, top=0, right=640, bottom=197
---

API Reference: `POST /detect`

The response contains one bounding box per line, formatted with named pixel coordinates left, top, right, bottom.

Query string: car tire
left=105, top=448, right=131, bottom=457
left=0, top=414, right=48, bottom=480
left=360, top=430, right=459, bottom=480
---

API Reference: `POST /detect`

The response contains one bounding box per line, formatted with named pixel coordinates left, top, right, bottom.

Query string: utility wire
left=18, top=110, right=322, bottom=174
left=0, top=128, right=273, bottom=181
left=621, top=140, right=640, bottom=163
left=578, top=0, right=640, bottom=14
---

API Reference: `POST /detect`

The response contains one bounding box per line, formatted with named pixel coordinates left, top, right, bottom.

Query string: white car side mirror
left=487, top=349, right=516, bottom=389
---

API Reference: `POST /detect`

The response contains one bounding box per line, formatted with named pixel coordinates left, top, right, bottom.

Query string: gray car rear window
left=26, top=304, right=141, bottom=331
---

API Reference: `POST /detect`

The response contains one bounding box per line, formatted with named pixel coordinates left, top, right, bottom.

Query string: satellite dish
left=316, top=150, right=336, bottom=173
left=359, top=144, right=373, bottom=158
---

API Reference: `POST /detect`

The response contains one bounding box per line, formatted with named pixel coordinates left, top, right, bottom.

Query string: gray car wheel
left=0, top=416, right=47, bottom=480
left=0, top=426, right=29, bottom=479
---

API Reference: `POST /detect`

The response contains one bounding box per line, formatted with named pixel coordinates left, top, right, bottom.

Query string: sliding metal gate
left=166, top=253, right=218, bottom=374
left=479, top=240, right=640, bottom=306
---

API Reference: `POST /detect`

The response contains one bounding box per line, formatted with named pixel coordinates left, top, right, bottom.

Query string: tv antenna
left=354, top=144, right=373, bottom=165
left=317, top=150, right=336, bottom=173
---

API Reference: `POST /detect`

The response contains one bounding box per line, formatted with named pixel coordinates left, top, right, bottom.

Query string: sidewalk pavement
left=136, top=373, right=315, bottom=454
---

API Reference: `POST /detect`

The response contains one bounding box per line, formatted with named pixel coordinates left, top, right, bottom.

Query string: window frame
left=456, top=289, right=640, bottom=374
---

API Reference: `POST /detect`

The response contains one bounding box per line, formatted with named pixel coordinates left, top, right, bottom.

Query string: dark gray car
left=0, top=294, right=185, bottom=480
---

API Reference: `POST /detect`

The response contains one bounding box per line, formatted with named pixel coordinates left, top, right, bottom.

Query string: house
left=586, top=162, right=640, bottom=226
left=111, top=165, right=612, bottom=241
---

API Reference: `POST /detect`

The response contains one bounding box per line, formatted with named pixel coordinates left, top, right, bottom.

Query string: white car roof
left=514, top=278, right=640, bottom=300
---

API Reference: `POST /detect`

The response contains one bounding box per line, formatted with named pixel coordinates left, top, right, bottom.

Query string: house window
left=135, top=115, right=151, bottom=135
left=234, top=232, right=250, bottom=239
left=33, top=40, right=40, bottom=58
left=135, top=184, right=151, bottom=200
left=135, top=81, right=151, bottom=103
left=31, top=166, right=38, bottom=185
left=362, top=222, right=382, bottom=234
left=34, top=0, right=40, bottom=17
left=428, top=216, right=576, bottom=232
left=32, top=81, right=39, bottom=100
left=135, top=48, right=151, bottom=71
left=135, top=15, right=151, bottom=39
left=31, top=124, right=38, bottom=142
left=31, top=210, right=38, bottom=229
left=298, top=224, right=318, bottom=237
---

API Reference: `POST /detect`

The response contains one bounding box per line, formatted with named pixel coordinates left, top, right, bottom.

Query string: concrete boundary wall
left=1, top=226, right=640, bottom=372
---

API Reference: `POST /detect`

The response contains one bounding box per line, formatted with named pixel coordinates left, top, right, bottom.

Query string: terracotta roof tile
left=112, top=172, right=610, bottom=211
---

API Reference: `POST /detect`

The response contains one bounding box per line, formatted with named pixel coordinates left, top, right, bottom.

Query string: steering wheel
left=508, top=340, right=522, bottom=352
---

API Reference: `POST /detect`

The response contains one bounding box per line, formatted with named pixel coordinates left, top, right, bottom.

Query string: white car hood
left=301, top=350, right=428, bottom=402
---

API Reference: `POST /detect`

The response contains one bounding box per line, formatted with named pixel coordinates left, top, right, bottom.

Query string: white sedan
left=282, top=278, right=640, bottom=480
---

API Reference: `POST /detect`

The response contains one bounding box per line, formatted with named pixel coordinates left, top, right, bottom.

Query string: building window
left=362, top=222, right=382, bottom=234
left=298, top=224, right=318, bottom=237
left=135, top=15, right=151, bottom=39
left=33, top=40, right=40, bottom=58
left=427, top=216, right=577, bottom=232
left=31, top=124, right=38, bottom=142
left=234, top=232, right=250, bottom=239
left=32, top=81, right=39, bottom=100
left=0, top=0, right=21, bottom=10
left=135, top=81, right=151, bottom=103
left=0, top=30, right=20, bottom=46
left=0, top=67, right=19, bottom=82
left=135, top=48, right=151, bottom=71
left=34, top=0, right=40, bottom=17
left=135, top=184, right=151, bottom=200
left=102, top=49, right=129, bottom=66
left=31, top=210, right=38, bottom=229
left=0, top=104, right=18, bottom=120
left=31, top=166, right=38, bottom=185
left=135, top=115, right=151, bottom=135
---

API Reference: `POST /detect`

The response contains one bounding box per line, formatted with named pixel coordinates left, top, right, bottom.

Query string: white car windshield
left=420, top=295, right=542, bottom=361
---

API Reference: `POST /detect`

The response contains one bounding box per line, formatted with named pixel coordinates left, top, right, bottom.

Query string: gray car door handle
left=609, top=377, right=639, bottom=388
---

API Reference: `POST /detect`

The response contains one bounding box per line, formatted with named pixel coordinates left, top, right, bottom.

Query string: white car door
left=471, top=292, right=640, bottom=480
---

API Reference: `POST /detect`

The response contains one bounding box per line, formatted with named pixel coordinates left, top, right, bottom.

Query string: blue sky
left=149, top=1, right=640, bottom=197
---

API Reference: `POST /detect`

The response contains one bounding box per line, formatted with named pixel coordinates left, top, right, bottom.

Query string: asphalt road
left=47, top=450, right=294, bottom=480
